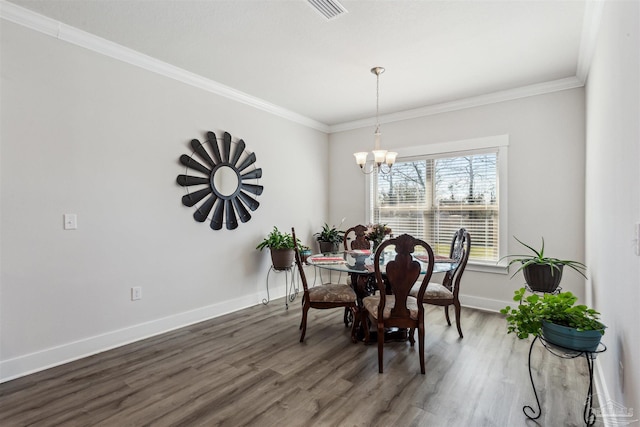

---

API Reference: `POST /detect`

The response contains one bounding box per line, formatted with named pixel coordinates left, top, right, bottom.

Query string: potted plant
left=314, top=223, right=345, bottom=254
left=500, top=287, right=605, bottom=351
left=298, top=244, right=311, bottom=264
left=256, top=226, right=297, bottom=270
left=501, top=236, right=587, bottom=293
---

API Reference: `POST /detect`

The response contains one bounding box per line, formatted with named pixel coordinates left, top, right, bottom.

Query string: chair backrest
left=374, top=234, right=435, bottom=320
left=291, top=227, right=310, bottom=295
left=343, top=224, right=370, bottom=250
left=443, top=228, right=471, bottom=296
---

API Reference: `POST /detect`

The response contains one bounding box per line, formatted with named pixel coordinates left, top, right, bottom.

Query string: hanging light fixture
left=354, top=66, right=397, bottom=174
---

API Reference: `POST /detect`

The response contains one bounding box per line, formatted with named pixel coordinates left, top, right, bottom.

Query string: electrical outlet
left=131, top=287, right=142, bottom=301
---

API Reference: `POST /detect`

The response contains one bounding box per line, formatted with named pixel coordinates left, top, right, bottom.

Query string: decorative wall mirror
left=177, top=131, right=263, bottom=230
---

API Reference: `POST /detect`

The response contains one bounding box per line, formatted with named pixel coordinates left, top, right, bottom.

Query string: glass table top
left=307, top=250, right=457, bottom=274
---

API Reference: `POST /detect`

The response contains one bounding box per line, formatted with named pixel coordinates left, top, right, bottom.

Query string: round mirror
left=211, top=165, right=240, bottom=198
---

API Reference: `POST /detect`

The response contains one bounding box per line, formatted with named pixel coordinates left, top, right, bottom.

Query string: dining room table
left=307, top=249, right=458, bottom=341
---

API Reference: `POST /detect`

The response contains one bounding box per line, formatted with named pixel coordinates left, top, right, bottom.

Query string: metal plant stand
left=524, top=335, right=606, bottom=426
left=262, top=265, right=299, bottom=308
left=524, top=284, right=562, bottom=295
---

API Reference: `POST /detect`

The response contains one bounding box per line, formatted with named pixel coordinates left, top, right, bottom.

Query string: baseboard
left=0, top=292, right=265, bottom=383
left=460, top=294, right=508, bottom=313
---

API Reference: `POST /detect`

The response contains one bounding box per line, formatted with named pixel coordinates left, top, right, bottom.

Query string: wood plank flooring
left=0, top=299, right=602, bottom=426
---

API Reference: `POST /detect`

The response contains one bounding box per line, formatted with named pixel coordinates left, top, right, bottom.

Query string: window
left=369, top=136, right=508, bottom=266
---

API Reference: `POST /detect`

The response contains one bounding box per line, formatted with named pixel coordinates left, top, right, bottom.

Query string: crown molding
left=329, top=76, right=584, bottom=133
left=0, top=0, right=330, bottom=133
left=1, top=0, right=593, bottom=136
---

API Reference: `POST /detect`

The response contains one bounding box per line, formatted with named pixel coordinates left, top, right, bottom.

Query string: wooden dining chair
left=343, top=224, right=370, bottom=251
left=341, top=224, right=371, bottom=324
left=292, top=228, right=358, bottom=343
left=362, top=234, right=435, bottom=374
left=410, top=228, right=471, bottom=338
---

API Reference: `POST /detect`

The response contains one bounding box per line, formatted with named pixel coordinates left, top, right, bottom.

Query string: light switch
left=64, top=214, right=77, bottom=230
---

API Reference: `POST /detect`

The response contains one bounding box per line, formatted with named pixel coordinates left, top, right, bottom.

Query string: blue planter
left=541, top=320, right=604, bottom=352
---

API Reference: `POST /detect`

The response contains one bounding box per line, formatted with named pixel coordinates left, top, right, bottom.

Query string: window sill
left=466, top=261, right=509, bottom=275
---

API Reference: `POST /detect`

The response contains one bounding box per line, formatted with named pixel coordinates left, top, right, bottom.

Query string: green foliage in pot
left=500, top=236, right=587, bottom=279
left=500, top=287, right=605, bottom=340
left=298, top=243, right=310, bottom=253
left=298, top=244, right=311, bottom=263
left=314, top=223, right=345, bottom=244
left=256, top=226, right=297, bottom=251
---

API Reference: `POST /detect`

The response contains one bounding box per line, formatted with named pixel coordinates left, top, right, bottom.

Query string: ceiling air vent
left=307, top=0, right=348, bottom=21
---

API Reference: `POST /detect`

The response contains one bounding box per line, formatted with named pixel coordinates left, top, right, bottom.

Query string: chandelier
left=354, top=66, right=397, bottom=174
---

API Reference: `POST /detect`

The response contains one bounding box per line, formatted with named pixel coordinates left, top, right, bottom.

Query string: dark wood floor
left=0, top=297, right=602, bottom=426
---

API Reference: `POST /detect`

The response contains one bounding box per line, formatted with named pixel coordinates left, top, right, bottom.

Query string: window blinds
left=373, top=151, right=499, bottom=261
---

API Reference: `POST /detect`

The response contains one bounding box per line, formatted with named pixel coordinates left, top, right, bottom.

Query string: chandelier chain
left=376, top=71, right=380, bottom=132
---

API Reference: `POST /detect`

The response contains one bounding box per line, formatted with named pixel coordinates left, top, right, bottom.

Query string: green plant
left=298, top=243, right=310, bottom=253
left=314, top=223, right=345, bottom=244
left=500, top=287, right=605, bottom=339
left=500, top=236, right=587, bottom=279
left=256, top=226, right=297, bottom=251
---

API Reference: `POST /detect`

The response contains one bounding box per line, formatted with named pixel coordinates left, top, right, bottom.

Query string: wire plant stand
left=262, top=265, right=299, bottom=309
left=524, top=335, right=606, bottom=426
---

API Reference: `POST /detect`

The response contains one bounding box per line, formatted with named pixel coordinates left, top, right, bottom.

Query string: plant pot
left=523, top=263, right=564, bottom=293
left=270, top=248, right=294, bottom=270
left=299, top=249, right=311, bottom=264
left=541, top=320, right=604, bottom=352
left=319, top=241, right=339, bottom=254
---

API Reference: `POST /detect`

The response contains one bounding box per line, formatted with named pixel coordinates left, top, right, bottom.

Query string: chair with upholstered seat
left=362, top=234, right=435, bottom=374
left=292, top=227, right=358, bottom=343
left=410, top=228, right=470, bottom=338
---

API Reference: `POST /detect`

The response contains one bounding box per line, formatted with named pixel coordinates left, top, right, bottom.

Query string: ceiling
left=5, top=0, right=592, bottom=129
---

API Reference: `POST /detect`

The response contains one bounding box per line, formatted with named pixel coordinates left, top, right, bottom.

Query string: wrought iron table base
left=525, top=335, right=606, bottom=426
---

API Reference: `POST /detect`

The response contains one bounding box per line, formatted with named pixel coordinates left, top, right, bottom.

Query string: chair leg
left=454, top=301, right=463, bottom=338
left=444, top=305, right=452, bottom=326
left=299, top=297, right=306, bottom=329
left=343, top=307, right=349, bottom=326
left=349, top=307, right=358, bottom=343
left=418, top=322, right=426, bottom=374
left=408, top=327, right=415, bottom=347
left=377, top=323, right=384, bottom=373
left=363, top=312, right=370, bottom=344
left=299, top=305, right=309, bottom=342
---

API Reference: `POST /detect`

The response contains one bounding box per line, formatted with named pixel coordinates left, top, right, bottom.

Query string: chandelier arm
left=357, top=159, right=393, bottom=175
left=359, top=163, right=376, bottom=175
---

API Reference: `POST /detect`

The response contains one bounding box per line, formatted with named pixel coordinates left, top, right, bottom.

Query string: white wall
left=585, top=0, right=640, bottom=415
left=0, top=21, right=328, bottom=381
left=329, top=88, right=587, bottom=310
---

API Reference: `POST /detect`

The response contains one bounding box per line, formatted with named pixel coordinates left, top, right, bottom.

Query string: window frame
left=365, top=134, right=509, bottom=274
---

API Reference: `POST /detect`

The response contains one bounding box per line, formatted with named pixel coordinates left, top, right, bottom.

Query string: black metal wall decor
left=177, top=131, right=263, bottom=230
